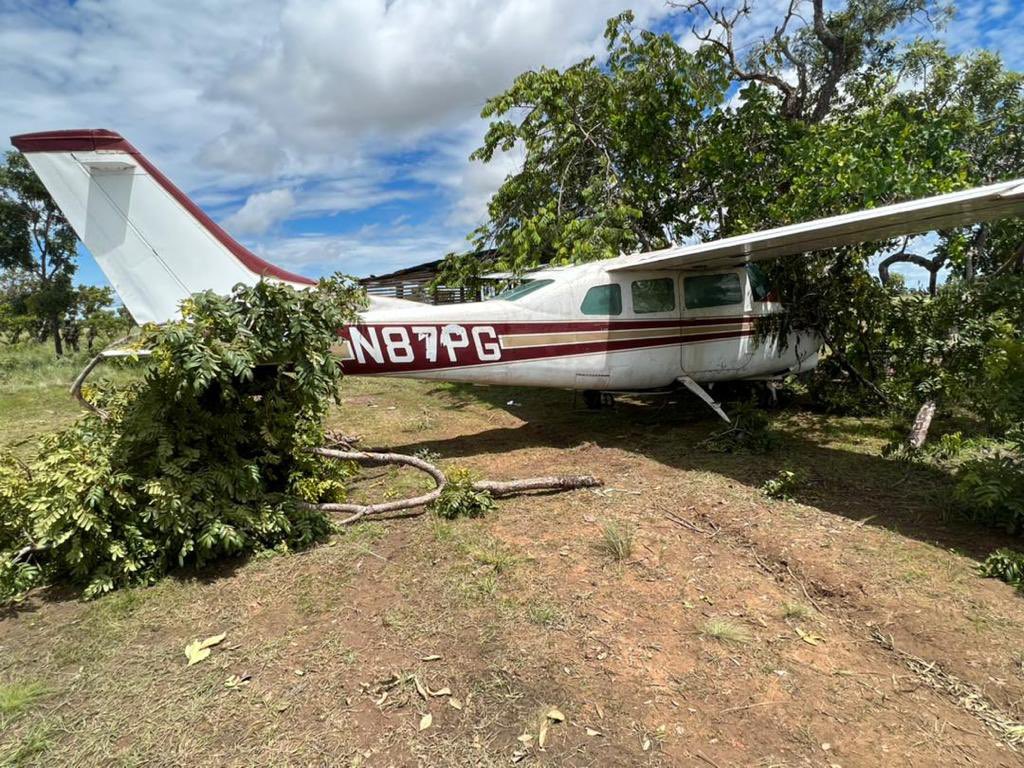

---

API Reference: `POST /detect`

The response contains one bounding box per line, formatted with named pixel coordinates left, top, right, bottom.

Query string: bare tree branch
left=682, top=0, right=803, bottom=117
left=309, top=447, right=601, bottom=525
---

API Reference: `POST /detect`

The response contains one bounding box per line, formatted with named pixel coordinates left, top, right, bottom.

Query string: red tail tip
left=11, top=129, right=129, bottom=153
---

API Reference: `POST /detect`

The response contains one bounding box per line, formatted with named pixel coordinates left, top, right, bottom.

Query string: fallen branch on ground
left=308, top=446, right=601, bottom=524
left=475, top=476, right=601, bottom=497
left=871, top=630, right=1024, bottom=748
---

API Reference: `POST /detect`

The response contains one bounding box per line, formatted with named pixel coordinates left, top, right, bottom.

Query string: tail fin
left=11, top=129, right=315, bottom=325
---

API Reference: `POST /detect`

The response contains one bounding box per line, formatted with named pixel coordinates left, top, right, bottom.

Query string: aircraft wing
left=609, top=178, right=1024, bottom=272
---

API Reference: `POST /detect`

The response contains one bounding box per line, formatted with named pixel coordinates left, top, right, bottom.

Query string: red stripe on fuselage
left=337, top=320, right=753, bottom=375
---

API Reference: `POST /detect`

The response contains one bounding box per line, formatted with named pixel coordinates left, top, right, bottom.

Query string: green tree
left=0, top=268, right=39, bottom=343
left=62, top=285, right=131, bottom=353
left=0, top=151, right=78, bottom=355
left=452, top=2, right=1023, bottom=426
left=438, top=12, right=729, bottom=287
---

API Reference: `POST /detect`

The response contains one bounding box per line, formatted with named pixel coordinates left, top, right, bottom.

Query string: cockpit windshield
left=491, top=279, right=554, bottom=302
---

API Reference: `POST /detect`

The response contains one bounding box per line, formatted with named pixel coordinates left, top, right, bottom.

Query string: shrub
left=954, top=426, right=1024, bottom=534
left=978, top=548, right=1024, bottom=590
left=430, top=467, right=496, bottom=519
left=928, top=431, right=970, bottom=461
left=0, top=277, right=364, bottom=603
left=761, top=468, right=805, bottom=501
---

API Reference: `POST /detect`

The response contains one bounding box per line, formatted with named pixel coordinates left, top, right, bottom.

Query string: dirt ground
left=3, top=376, right=1024, bottom=767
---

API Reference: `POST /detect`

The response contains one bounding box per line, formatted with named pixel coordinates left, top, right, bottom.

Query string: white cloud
left=210, top=0, right=669, bottom=158
left=405, top=121, right=526, bottom=230
left=222, top=188, right=297, bottom=236
left=0, top=0, right=672, bottom=279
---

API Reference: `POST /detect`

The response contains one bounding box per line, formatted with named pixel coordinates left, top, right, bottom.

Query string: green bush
left=926, top=431, right=970, bottom=461
left=0, top=277, right=364, bottom=603
left=761, top=468, right=806, bottom=501
left=954, top=426, right=1024, bottom=534
left=978, top=548, right=1024, bottom=590
left=429, top=467, right=496, bottom=519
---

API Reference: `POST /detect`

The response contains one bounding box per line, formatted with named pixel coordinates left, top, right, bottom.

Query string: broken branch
left=308, top=447, right=601, bottom=525
left=474, top=475, right=601, bottom=497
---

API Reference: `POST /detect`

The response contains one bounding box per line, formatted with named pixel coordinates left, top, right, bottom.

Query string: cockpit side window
left=580, top=284, right=622, bottom=316
left=746, top=264, right=771, bottom=302
left=683, top=273, right=743, bottom=309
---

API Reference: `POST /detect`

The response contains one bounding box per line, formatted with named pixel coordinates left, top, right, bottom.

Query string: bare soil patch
left=3, top=377, right=1024, bottom=766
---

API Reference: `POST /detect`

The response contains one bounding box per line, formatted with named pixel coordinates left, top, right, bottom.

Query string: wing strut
left=677, top=376, right=731, bottom=423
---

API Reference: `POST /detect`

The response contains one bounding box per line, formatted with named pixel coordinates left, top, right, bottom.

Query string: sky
left=1, top=0, right=1022, bottom=290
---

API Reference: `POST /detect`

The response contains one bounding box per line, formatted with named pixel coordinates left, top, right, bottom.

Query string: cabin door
left=679, top=268, right=754, bottom=379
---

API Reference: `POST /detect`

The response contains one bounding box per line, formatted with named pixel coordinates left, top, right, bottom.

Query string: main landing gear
left=580, top=390, right=616, bottom=410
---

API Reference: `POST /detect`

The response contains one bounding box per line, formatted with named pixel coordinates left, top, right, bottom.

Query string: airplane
left=11, top=129, right=1024, bottom=420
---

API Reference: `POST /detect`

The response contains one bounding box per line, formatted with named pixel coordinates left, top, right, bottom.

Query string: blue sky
left=2, top=0, right=1022, bottom=290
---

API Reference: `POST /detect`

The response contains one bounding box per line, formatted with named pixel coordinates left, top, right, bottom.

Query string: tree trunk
left=907, top=400, right=936, bottom=450
left=51, top=315, right=64, bottom=356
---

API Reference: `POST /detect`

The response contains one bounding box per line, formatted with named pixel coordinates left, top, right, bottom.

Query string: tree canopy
left=0, top=152, right=80, bottom=354
left=441, top=1, right=1023, bottom=426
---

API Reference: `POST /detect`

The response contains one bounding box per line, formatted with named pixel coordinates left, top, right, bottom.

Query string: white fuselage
left=339, top=260, right=821, bottom=391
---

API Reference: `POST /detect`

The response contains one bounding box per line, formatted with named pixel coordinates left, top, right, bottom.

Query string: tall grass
left=0, top=340, right=133, bottom=393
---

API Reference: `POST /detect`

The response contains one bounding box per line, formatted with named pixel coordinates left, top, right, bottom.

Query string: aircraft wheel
left=582, top=390, right=603, bottom=410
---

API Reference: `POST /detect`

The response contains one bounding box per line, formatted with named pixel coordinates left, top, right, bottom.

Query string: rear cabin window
left=493, top=279, right=554, bottom=301
left=631, top=278, right=675, bottom=314
left=683, top=273, right=743, bottom=309
left=581, top=284, right=622, bottom=315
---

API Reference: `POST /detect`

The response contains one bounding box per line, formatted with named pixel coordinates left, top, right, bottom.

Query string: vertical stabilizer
left=11, top=129, right=314, bottom=324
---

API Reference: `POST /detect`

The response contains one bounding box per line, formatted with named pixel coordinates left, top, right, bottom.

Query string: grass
left=0, top=341, right=96, bottom=390
left=596, top=519, right=634, bottom=562
left=0, top=339, right=140, bottom=455
left=0, top=723, right=53, bottom=767
left=781, top=602, right=812, bottom=620
left=466, top=540, right=518, bottom=573
left=701, top=618, right=751, bottom=644
left=526, top=600, right=568, bottom=629
left=0, top=682, right=49, bottom=721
